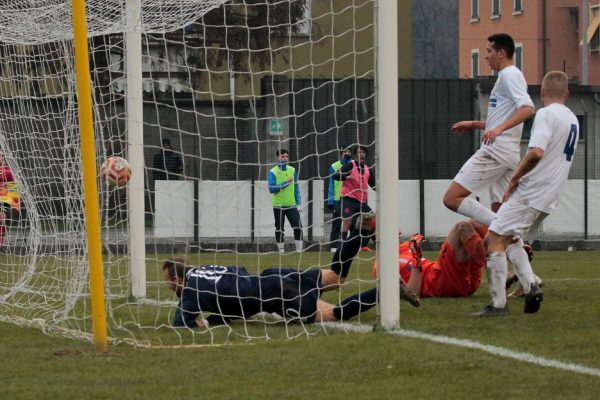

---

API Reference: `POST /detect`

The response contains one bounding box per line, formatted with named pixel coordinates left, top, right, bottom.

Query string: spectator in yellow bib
left=268, top=149, right=302, bottom=254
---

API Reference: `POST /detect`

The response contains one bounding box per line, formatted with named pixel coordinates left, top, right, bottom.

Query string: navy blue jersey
left=174, top=265, right=263, bottom=328
left=173, top=265, right=322, bottom=328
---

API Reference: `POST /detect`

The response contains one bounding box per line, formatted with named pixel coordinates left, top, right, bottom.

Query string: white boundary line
left=324, top=322, right=600, bottom=378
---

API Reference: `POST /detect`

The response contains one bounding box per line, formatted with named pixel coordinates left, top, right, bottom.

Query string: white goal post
left=0, top=0, right=400, bottom=347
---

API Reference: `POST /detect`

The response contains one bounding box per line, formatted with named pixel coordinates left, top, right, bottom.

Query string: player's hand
left=481, top=126, right=503, bottom=145
left=450, top=121, right=474, bottom=136
left=503, top=179, right=519, bottom=202
left=297, top=205, right=303, bottom=212
left=286, top=177, right=293, bottom=183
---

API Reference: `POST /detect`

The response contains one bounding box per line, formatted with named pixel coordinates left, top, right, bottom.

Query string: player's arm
left=327, top=165, right=335, bottom=206
left=451, top=120, right=485, bottom=136
left=172, top=297, right=201, bottom=328
left=482, top=73, right=535, bottom=144
left=294, top=170, right=301, bottom=207
left=503, top=147, right=544, bottom=202
left=333, top=162, right=353, bottom=180
left=368, top=167, right=376, bottom=190
left=482, top=105, right=535, bottom=145
left=268, top=170, right=290, bottom=193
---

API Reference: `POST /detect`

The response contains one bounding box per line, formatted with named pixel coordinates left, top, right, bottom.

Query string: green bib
left=331, top=160, right=343, bottom=201
left=271, top=165, right=296, bottom=207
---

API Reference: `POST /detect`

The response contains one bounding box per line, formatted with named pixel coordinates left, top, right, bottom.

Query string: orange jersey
left=371, top=242, right=436, bottom=284
left=421, top=240, right=483, bottom=297
left=373, top=239, right=484, bottom=298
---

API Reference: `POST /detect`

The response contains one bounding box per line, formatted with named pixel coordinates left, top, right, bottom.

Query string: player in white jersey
left=473, top=71, right=578, bottom=316
left=445, top=33, right=536, bottom=299
left=445, top=33, right=535, bottom=223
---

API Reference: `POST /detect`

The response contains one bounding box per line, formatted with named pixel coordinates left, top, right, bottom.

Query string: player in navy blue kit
left=163, top=216, right=420, bottom=328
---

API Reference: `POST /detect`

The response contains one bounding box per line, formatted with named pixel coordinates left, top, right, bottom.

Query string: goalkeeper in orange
left=0, top=150, right=17, bottom=248
left=373, top=218, right=537, bottom=298
left=373, top=219, right=490, bottom=298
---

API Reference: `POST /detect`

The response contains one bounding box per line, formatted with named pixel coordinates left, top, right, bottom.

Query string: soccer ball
left=100, top=156, right=131, bottom=187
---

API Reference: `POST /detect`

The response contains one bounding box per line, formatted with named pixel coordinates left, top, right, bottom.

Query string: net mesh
left=0, top=0, right=380, bottom=346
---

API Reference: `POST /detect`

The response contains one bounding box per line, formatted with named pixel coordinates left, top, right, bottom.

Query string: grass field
left=2, top=250, right=600, bottom=399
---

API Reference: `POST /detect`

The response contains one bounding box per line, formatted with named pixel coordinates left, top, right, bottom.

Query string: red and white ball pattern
left=100, top=156, right=131, bottom=187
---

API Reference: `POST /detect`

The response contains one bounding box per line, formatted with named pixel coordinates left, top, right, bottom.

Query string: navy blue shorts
left=260, top=268, right=322, bottom=323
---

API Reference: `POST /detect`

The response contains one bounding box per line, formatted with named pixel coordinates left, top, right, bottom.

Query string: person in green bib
left=268, top=149, right=303, bottom=254
left=327, top=144, right=352, bottom=252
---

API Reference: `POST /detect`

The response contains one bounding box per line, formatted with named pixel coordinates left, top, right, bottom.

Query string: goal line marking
left=324, top=322, right=600, bottom=378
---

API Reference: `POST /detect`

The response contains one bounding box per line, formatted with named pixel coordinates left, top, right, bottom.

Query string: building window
left=590, top=5, right=600, bottom=53
left=471, top=49, right=480, bottom=77
left=492, top=0, right=500, bottom=18
left=294, top=0, right=311, bottom=36
left=515, top=43, right=523, bottom=71
left=471, top=0, right=480, bottom=21
left=513, top=0, right=523, bottom=14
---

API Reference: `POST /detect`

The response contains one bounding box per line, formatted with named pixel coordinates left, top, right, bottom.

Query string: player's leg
left=321, top=213, right=373, bottom=290
left=446, top=221, right=482, bottom=263
left=507, top=244, right=544, bottom=297
left=472, top=230, right=512, bottom=316
left=340, top=197, right=360, bottom=245
left=359, top=203, right=375, bottom=250
left=329, top=202, right=342, bottom=252
left=285, top=207, right=303, bottom=252
left=320, top=282, right=419, bottom=322
left=479, top=201, right=544, bottom=315
left=273, top=207, right=285, bottom=253
left=444, top=151, right=502, bottom=226
left=447, top=221, right=486, bottom=293
left=506, top=238, right=536, bottom=291
left=317, top=288, right=378, bottom=322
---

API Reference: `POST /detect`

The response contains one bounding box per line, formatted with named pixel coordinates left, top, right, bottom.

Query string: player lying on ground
left=371, top=218, right=540, bottom=299
left=163, top=220, right=420, bottom=329
left=308, top=212, right=419, bottom=305
left=372, top=220, right=487, bottom=298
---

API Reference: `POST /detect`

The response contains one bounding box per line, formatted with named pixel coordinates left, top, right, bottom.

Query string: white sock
left=295, top=240, right=303, bottom=252
left=457, top=198, right=495, bottom=226
left=506, top=240, right=535, bottom=293
left=276, top=242, right=285, bottom=253
left=487, top=251, right=508, bottom=308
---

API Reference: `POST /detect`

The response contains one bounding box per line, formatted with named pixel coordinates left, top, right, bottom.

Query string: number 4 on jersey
left=563, top=124, right=578, bottom=161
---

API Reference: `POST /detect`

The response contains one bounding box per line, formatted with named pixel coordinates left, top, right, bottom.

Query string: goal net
left=0, top=0, right=389, bottom=346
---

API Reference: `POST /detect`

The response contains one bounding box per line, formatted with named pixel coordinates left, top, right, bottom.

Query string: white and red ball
left=100, top=156, right=131, bottom=187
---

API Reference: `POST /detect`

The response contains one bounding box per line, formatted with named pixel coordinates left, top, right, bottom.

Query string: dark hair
left=162, top=259, right=191, bottom=282
left=162, top=138, right=171, bottom=146
left=339, top=144, right=352, bottom=152
left=487, top=33, right=515, bottom=59
left=276, top=149, right=289, bottom=156
left=353, top=145, right=368, bottom=155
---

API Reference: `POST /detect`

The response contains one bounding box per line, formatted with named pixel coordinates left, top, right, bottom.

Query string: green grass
left=2, top=250, right=600, bottom=399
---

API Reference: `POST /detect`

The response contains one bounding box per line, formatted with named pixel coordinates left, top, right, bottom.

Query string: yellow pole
left=71, top=0, right=108, bottom=352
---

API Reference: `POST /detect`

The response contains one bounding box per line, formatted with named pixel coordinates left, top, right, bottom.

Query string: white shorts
left=453, top=150, right=512, bottom=204
left=489, top=199, right=548, bottom=241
